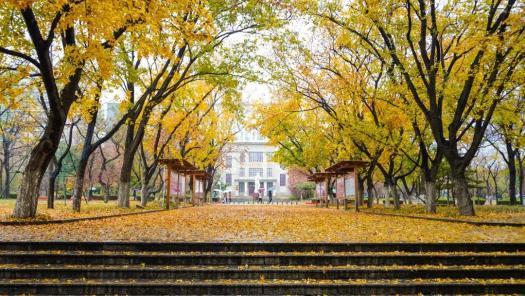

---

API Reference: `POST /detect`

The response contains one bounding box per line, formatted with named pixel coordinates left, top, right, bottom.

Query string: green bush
left=293, top=182, right=315, bottom=199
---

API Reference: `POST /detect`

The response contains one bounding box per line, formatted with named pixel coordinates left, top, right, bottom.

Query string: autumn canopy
left=0, top=0, right=523, bottom=219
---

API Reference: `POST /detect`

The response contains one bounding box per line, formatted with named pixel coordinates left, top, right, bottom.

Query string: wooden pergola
left=159, top=159, right=210, bottom=209
left=325, top=160, right=368, bottom=211
left=193, top=170, right=211, bottom=205
left=307, top=172, right=336, bottom=208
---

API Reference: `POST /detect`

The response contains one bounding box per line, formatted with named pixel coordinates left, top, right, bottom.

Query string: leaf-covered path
left=1, top=205, right=523, bottom=242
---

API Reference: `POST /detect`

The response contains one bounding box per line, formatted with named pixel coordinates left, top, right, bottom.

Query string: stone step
left=1, top=252, right=523, bottom=266
left=0, top=265, right=523, bottom=280
left=0, top=279, right=523, bottom=295
left=1, top=241, right=523, bottom=253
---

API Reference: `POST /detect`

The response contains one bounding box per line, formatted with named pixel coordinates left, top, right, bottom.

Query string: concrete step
left=0, top=279, right=523, bottom=295
left=0, top=265, right=523, bottom=280
left=1, top=241, right=524, bottom=252
left=1, top=242, right=522, bottom=294
left=1, top=252, right=523, bottom=266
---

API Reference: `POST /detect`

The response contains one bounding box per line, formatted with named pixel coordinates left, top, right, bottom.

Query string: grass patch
left=361, top=204, right=525, bottom=223
left=0, top=199, right=164, bottom=222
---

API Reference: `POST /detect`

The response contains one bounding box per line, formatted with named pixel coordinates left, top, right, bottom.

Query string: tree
left=488, top=92, right=525, bottom=205
left=47, top=118, right=78, bottom=209
left=259, top=21, right=425, bottom=210
left=96, top=138, right=122, bottom=203
left=315, top=0, right=524, bottom=215
left=1, top=0, right=149, bottom=218
left=138, top=83, right=220, bottom=207
left=113, top=0, right=281, bottom=208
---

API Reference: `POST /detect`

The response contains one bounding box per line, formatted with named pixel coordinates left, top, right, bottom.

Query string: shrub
left=293, top=182, right=315, bottom=199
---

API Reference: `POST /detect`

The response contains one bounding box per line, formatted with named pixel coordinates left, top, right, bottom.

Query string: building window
left=239, top=181, right=245, bottom=193
left=240, top=152, right=245, bottom=163
left=280, top=174, right=286, bottom=186
left=226, top=155, right=232, bottom=168
left=248, top=152, right=263, bottom=162
left=267, top=168, right=273, bottom=177
left=225, top=173, right=232, bottom=186
left=239, top=168, right=245, bottom=177
left=249, top=168, right=263, bottom=177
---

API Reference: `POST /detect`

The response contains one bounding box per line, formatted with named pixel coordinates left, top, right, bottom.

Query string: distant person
left=258, top=188, right=263, bottom=204
left=268, top=188, right=273, bottom=204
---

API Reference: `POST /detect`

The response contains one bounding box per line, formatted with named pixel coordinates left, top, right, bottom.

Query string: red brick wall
left=287, top=168, right=310, bottom=197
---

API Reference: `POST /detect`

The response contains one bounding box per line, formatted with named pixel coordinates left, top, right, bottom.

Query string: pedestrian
left=258, top=187, right=263, bottom=204
left=268, top=188, right=273, bottom=204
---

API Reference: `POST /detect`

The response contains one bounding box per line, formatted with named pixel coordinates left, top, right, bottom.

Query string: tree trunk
left=383, top=183, right=392, bottom=208
left=366, top=173, right=374, bottom=208
left=117, top=143, right=138, bottom=208
left=117, top=179, right=131, bottom=208
left=518, top=152, right=524, bottom=205
left=72, top=159, right=89, bottom=212
left=116, top=122, right=135, bottom=208
left=358, top=176, right=365, bottom=206
left=141, top=184, right=149, bottom=207
left=451, top=169, right=475, bottom=216
left=103, top=185, right=110, bottom=203
left=492, top=173, right=499, bottom=204
left=47, top=159, right=57, bottom=209
left=117, top=113, right=149, bottom=208
left=0, top=162, right=3, bottom=198
left=392, top=182, right=400, bottom=210
left=72, top=113, right=98, bottom=212
left=505, top=141, right=517, bottom=205
left=424, top=180, right=437, bottom=213
left=2, top=139, right=11, bottom=199
left=13, top=116, right=66, bottom=218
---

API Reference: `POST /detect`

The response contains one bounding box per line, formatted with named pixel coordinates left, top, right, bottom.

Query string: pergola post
left=201, top=179, right=206, bottom=203
left=343, top=175, right=348, bottom=210
left=323, top=161, right=369, bottom=212
left=159, top=159, right=209, bottom=208
left=165, top=166, right=171, bottom=210
left=192, top=174, right=196, bottom=206
left=315, top=182, right=319, bottom=208
left=308, top=172, right=337, bottom=209
left=176, top=173, right=180, bottom=209
left=325, top=178, right=329, bottom=208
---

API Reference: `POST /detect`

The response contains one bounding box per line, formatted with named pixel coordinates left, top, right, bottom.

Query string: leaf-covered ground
left=1, top=205, right=523, bottom=242
left=0, top=199, right=163, bottom=222
left=361, top=204, right=525, bottom=223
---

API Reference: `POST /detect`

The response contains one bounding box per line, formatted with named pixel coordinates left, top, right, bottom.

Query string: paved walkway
left=1, top=205, right=523, bottom=242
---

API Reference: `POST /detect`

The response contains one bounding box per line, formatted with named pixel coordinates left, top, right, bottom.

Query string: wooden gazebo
left=159, top=159, right=210, bottom=209
left=325, top=160, right=368, bottom=211
left=307, top=172, right=336, bottom=208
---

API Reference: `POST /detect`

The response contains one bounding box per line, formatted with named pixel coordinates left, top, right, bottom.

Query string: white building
left=101, top=102, right=120, bottom=123
left=219, top=129, right=291, bottom=199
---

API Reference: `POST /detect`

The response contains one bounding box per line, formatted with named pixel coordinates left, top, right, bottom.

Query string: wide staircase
left=0, top=241, right=523, bottom=294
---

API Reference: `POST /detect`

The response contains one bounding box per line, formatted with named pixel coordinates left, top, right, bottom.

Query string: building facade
left=219, top=129, right=291, bottom=199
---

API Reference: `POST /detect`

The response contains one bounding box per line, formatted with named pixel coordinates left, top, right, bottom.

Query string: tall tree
left=1, top=1, right=148, bottom=217
left=316, top=0, right=524, bottom=215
